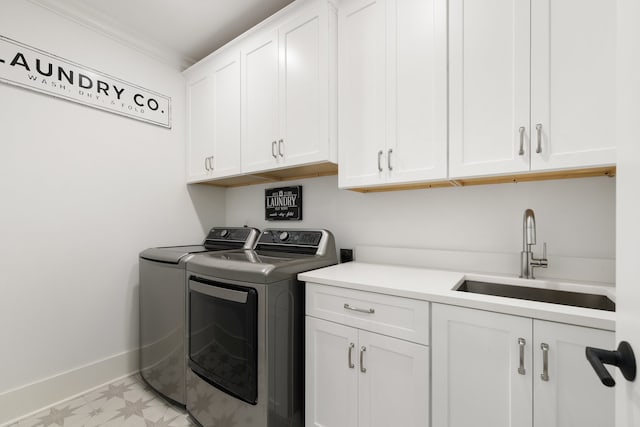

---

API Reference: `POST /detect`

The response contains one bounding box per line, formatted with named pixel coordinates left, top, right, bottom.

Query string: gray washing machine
left=184, top=229, right=337, bottom=427
left=139, top=227, right=260, bottom=406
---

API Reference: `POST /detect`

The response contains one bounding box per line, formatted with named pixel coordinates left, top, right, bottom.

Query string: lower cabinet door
left=357, top=330, right=429, bottom=427
left=306, top=317, right=358, bottom=427
left=533, top=320, right=614, bottom=427
left=432, top=304, right=533, bottom=427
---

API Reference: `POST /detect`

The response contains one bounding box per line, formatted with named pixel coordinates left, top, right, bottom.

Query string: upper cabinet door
left=532, top=320, right=614, bottom=427
left=338, top=0, right=387, bottom=188
left=530, top=0, right=616, bottom=171
left=241, top=31, right=280, bottom=173
left=279, top=5, right=331, bottom=167
left=186, top=66, right=215, bottom=182
left=386, top=0, right=448, bottom=184
left=449, top=0, right=531, bottom=179
left=210, top=52, right=241, bottom=178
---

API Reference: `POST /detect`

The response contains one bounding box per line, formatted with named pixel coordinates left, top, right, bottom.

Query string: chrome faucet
left=520, top=209, right=548, bottom=279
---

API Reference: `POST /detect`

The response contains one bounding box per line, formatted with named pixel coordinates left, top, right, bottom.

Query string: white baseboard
left=0, top=349, right=139, bottom=426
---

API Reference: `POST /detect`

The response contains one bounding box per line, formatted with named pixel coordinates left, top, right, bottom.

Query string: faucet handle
left=542, top=242, right=547, bottom=260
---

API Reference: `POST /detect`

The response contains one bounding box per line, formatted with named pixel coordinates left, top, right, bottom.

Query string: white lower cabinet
left=532, top=320, right=615, bottom=427
left=305, top=283, right=429, bottom=427
left=432, top=303, right=614, bottom=427
left=357, top=330, right=429, bottom=427
left=306, top=317, right=358, bottom=427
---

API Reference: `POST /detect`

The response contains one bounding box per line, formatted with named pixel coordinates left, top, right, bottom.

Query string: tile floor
left=7, top=375, right=197, bottom=427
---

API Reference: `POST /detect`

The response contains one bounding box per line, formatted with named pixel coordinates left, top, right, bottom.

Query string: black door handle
left=585, top=341, right=636, bottom=387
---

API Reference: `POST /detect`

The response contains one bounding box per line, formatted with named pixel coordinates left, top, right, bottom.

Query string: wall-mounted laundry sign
left=0, top=35, right=171, bottom=128
left=265, top=186, right=303, bottom=221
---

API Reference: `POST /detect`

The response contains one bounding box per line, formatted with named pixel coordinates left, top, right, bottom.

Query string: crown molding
left=27, top=0, right=196, bottom=70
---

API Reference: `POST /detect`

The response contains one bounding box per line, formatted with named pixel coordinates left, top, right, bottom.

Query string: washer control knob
left=220, top=230, right=229, bottom=238
left=279, top=231, right=290, bottom=241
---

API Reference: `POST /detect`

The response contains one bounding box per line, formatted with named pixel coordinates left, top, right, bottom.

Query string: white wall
left=615, top=0, right=640, bottom=425
left=0, top=0, right=225, bottom=412
left=226, top=174, right=615, bottom=262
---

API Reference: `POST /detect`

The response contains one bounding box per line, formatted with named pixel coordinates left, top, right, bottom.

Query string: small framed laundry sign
left=265, top=186, right=303, bottom=221
left=0, top=35, right=171, bottom=128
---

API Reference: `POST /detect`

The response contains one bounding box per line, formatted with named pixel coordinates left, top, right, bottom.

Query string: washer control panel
left=258, top=230, right=323, bottom=246
left=203, top=227, right=260, bottom=250
left=207, top=227, right=255, bottom=242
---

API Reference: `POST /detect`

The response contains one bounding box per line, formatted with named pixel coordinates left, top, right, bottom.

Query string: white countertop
left=298, top=262, right=615, bottom=331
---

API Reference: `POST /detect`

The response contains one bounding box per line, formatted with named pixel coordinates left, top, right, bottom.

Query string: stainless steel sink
left=456, top=280, right=615, bottom=311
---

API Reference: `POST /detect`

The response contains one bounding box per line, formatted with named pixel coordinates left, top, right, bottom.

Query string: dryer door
left=188, top=277, right=258, bottom=405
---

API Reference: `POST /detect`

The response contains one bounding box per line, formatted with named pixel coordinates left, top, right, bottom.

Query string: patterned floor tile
left=9, top=376, right=196, bottom=427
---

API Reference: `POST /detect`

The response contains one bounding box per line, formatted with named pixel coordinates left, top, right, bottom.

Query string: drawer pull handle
left=348, top=343, right=355, bottom=369
left=541, top=343, right=550, bottom=381
left=518, top=126, right=525, bottom=156
left=344, top=303, right=375, bottom=314
left=360, top=346, right=367, bottom=373
left=536, top=123, right=543, bottom=154
left=518, top=338, right=526, bottom=375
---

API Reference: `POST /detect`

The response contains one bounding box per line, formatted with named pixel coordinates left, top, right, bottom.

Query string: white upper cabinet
left=338, top=0, right=386, bottom=188
left=186, top=66, right=215, bottom=182
left=387, top=0, right=448, bottom=185
left=241, top=30, right=280, bottom=173
left=279, top=8, right=331, bottom=167
left=210, top=52, right=242, bottom=178
left=241, top=1, right=336, bottom=174
left=185, top=51, right=242, bottom=183
left=450, top=0, right=616, bottom=179
left=530, top=0, right=616, bottom=171
left=338, top=0, right=448, bottom=189
left=448, top=0, right=531, bottom=178
left=185, top=0, right=336, bottom=184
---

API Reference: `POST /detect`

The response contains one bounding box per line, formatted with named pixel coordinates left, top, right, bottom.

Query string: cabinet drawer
left=306, top=282, right=429, bottom=345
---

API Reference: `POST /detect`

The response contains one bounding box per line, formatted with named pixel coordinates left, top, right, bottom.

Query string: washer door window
left=188, top=278, right=258, bottom=404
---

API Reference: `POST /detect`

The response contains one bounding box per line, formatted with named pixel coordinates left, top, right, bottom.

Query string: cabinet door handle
left=377, top=150, right=383, bottom=172
left=204, top=157, right=210, bottom=171
left=541, top=343, right=550, bottom=381
left=348, top=343, right=355, bottom=369
left=518, top=127, right=525, bottom=156
left=209, top=156, right=214, bottom=171
left=278, top=139, right=284, bottom=157
left=272, top=141, right=277, bottom=159
left=360, top=346, right=367, bottom=373
left=536, top=124, right=543, bottom=154
left=518, top=338, right=526, bottom=375
left=387, top=149, right=393, bottom=171
left=344, top=303, right=375, bottom=314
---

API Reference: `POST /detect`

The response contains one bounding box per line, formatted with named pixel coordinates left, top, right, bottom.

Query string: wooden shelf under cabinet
left=347, top=166, right=616, bottom=193
left=190, top=164, right=615, bottom=191
left=192, top=161, right=338, bottom=188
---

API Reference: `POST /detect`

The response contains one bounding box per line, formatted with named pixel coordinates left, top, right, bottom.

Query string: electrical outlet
left=340, top=248, right=354, bottom=263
